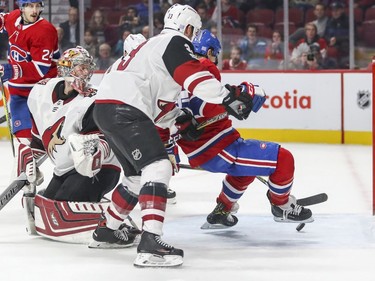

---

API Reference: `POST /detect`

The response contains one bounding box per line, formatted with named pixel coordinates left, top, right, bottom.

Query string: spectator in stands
left=222, top=46, right=247, bottom=70
left=290, top=0, right=319, bottom=10
left=289, top=44, right=322, bottom=70
left=134, top=0, right=161, bottom=25
left=290, top=22, right=327, bottom=68
left=264, top=30, right=285, bottom=69
left=113, top=28, right=132, bottom=58
left=82, top=29, right=99, bottom=59
left=153, top=11, right=164, bottom=35
left=289, top=3, right=328, bottom=46
left=324, top=1, right=349, bottom=68
left=95, top=43, right=116, bottom=71
left=210, top=25, right=218, bottom=36
left=211, top=0, right=243, bottom=29
left=238, top=24, right=268, bottom=69
left=87, top=9, right=118, bottom=47
left=141, top=25, right=150, bottom=39
left=312, top=3, right=329, bottom=37
left=196, top=3, right=214, bottom=29
left=56, top=26, right=65, bottom=53
left=59, top=6, right=79, bottom=50
left=118, top=6, right=141, bottom=33
left=202, top=0, right=216, bottom=17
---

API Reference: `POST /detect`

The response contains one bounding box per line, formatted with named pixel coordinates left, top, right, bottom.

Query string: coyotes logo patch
left=42, top=117, right=66, bottom=159
left=154, top=99, right=176, bottom=123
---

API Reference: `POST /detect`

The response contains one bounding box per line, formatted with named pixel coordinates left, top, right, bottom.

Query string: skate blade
left=88, top=240, right=134, bottom=249
left=134, top=253, right=183, bottom=267
left=200, top=222, right=233, bottom=230
left=167, top=197, right=177, bottom=204
left=273, top=216, right=314, bottom=223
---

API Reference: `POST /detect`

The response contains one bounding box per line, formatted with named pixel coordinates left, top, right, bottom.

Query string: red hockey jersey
left=1, top=10, right=59, bottom=97
left=177, top=58, right=240, bottom=167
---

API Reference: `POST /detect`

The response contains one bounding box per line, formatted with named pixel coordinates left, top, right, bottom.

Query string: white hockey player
left=19, top=46, right=139, bottom=245
left=91, top=4, right=254, bottom=267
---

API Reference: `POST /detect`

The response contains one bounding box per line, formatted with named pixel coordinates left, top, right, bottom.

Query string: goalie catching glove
left=68, top=134, right=111, bottom=178
left=222, top=82, right=266, bottom=120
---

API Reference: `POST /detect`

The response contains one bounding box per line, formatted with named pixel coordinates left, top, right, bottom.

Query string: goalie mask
left=57, top=46, right=96, bottom=96
left=164, top=4, right=202, bottom=40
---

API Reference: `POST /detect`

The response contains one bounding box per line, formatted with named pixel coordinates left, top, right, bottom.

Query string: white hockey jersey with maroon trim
left=27, top=77, right=120, bottom=176
left=95, top=28, right=229, bottom=129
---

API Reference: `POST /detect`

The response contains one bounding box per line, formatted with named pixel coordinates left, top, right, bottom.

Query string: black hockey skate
left=267, top=191, right=314, bottom=223
left=201, top=202, right=238, bottom=229
left=167, top=188, right=177, bottom=204
left=134, top=231, right=184, bottom=267
left=89, top=216, right=141, bottom=249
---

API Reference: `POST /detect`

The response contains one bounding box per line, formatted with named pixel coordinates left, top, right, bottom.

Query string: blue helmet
left=18, top=0, right=44, bottom=9
left=192, top=29, right=221, bottom=57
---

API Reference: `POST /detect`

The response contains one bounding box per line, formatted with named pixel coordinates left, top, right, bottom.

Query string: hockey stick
left=0, top=78, right=15, bottom=156
left=179, top=164, right=328, bottom=206
left=167, top=112, right=228, bottom=145
left=179, top=163, right=327, bottom=231
left=0, top=154, right=47, bottom=212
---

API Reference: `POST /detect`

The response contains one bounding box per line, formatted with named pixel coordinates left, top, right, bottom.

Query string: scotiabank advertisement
left=222, top=72, right=342, bottom=130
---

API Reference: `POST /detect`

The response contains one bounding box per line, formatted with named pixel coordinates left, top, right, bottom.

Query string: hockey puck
left=296, top=223, right=305, bottom=231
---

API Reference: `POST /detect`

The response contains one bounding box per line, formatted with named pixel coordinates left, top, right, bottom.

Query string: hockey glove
left=222, top=83, right=253, bottom=120
left=0, top=63, right=21, bottom=82
left=68, top=133, right=110, bottom=178
left=17, top=143, right=45, bottom=188
left=175, top=108, right=203, bottom=141
left=165, top=142, right=180, bottom=174
left=249, top=84, right=266, bottom=112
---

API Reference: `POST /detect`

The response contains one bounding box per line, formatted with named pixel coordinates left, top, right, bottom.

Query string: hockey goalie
left=16, top=46, right=140, bottom=244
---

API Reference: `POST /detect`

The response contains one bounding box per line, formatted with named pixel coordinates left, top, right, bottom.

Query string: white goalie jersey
left=27, top=77, right=119, bottom=176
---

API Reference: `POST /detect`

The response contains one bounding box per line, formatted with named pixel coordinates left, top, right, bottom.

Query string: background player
left=0, top=0, right=60, bottom=144
left=92, top=4, right=253, bottom=267
left=174, top=29, right=313, bottom=228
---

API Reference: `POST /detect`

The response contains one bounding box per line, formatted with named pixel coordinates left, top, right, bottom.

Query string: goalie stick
left=179, top=163, right=328, bottom=231
left=0, top=154, right=47, bottom=212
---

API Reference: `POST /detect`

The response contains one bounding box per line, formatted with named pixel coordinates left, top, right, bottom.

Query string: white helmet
left=164, top=4, right=202, bottom=39
left=123, top=33, right=147, bottom=55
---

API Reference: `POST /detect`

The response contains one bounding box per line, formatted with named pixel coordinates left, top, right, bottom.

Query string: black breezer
left=43, top=167, right=120, bottom=202
left=93, top=103, right=169, bottom=177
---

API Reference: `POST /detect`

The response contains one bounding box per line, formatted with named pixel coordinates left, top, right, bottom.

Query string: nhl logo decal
left=357, top=90, right=370, bottom=109
left=132, top=149, right=142, bottom=160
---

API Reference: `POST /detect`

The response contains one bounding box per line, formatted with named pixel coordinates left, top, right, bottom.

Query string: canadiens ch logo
left=42, top=116, right=66, bottom=159
left=357, top=90, right=370, bottom=109
left=132, top=149, right=142, bottom=161
left=9, top=45, right=28, bottom=62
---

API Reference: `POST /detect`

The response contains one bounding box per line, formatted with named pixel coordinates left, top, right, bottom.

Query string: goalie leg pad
left=34, top=194, right=110, bottom=244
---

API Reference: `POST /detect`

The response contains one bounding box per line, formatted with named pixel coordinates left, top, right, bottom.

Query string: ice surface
left=0, top=141, right=374, bottom=281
